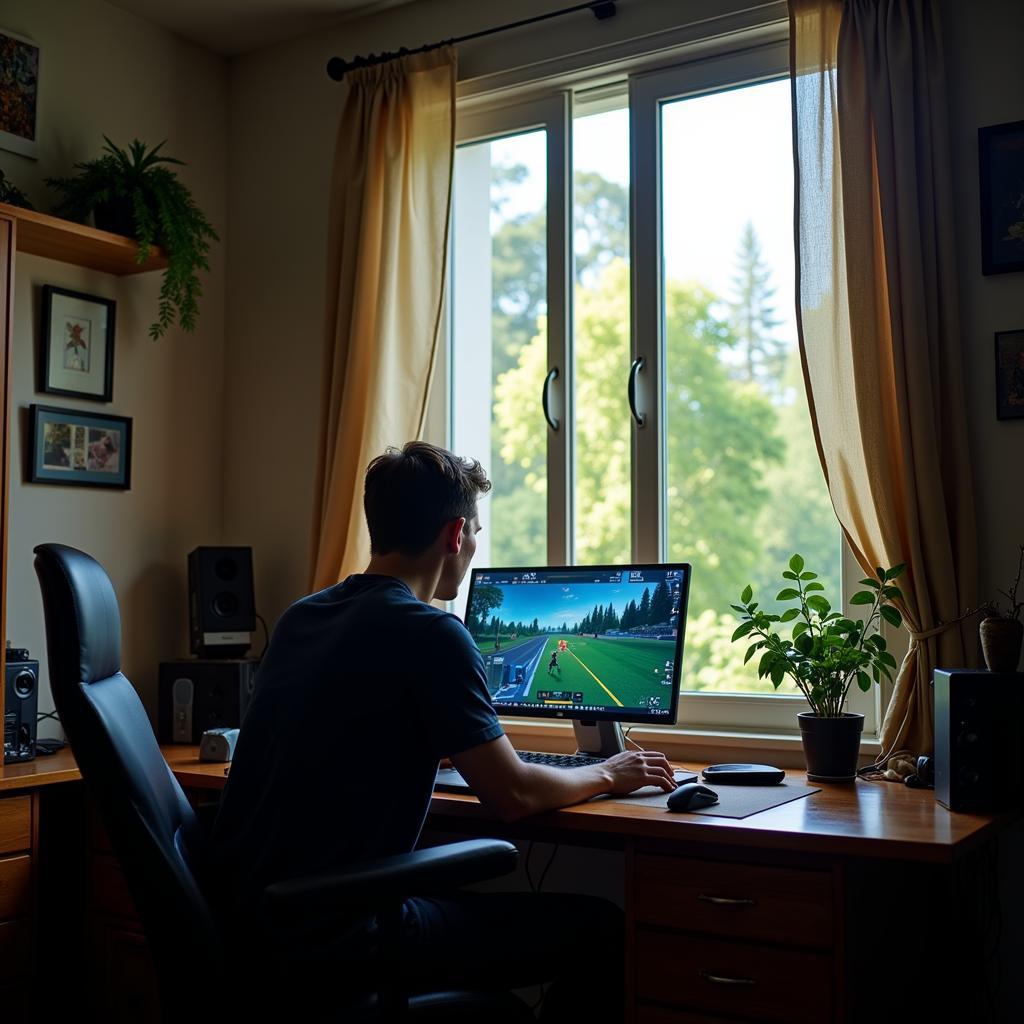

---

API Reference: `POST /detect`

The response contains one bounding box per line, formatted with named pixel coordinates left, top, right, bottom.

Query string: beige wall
left=1, top=0, right=228, bottom=729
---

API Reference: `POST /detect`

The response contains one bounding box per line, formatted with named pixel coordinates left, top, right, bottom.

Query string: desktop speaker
left=4, top=647, right=38, bottom=764
left=934, top=668, right=1024, bottom=812
left=158, top=659, right=259, bottom=744
left=188, top=546, right=255, bottom=657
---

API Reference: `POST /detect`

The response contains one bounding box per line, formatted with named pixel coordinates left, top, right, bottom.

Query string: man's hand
left=601, top=750, right=676, bottom=795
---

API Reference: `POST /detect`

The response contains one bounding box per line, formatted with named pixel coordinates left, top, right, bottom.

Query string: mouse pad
left=600, top=781, right=820, bottom=818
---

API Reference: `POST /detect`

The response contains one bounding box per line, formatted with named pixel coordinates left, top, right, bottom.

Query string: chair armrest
left=264, top=839, right=518, bottom=918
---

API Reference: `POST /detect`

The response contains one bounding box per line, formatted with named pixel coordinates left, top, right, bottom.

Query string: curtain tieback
left=908, top=621, right=960, bottom=643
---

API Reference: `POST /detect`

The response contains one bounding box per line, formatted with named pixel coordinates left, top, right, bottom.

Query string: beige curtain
left=311, top=48, right=456, bottom=591
left=790, top=0, right=978, bottom=758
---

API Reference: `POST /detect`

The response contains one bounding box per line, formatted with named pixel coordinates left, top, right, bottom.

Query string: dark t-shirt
left=210, top=574, right=503, bottom=916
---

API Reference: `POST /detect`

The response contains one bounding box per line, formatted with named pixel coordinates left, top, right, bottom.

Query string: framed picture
left=29, top=404, right=132, bottom=489
left=40, top=285, right=115, bottom=402
left=979, top=119, right=1024, bottom=275
left=995, top=330, right=1024, bottom=421
left=0, top=28, right=40, bottom=159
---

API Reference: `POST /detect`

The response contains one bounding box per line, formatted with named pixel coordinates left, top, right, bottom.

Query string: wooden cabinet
left=0, top=794, right=34, bottom=1022
left=629, top=847, right=841, bottom=1023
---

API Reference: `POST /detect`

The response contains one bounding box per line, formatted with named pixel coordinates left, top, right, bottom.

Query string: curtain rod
left=326, top=1, right=617, bottom=81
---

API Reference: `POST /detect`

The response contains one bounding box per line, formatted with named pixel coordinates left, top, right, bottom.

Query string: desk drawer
left=0, top=798, right=31, bottom=855
left=0, top=920, right=30, bottom=980
left=636, top=928, right=831, bottom=1024
left=634, top=854, right=832, bottom=949
left=0, top=855, right=30, bottom=919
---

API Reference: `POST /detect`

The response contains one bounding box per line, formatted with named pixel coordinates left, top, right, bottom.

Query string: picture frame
left=994, top=330, right=1024, bottom=421
left=40, top=285, right=115, bottom=402
left=29, top=404, right=132, bottom=489
left=0, top=27, right=40, bottom=159
left=979, top=119, right=1024, bottom=276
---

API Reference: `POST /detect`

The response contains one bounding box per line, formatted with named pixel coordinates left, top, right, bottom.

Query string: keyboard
left=515, top=750, right=607, bottom=768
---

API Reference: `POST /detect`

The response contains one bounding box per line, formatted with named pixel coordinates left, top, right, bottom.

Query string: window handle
left=628, top=356, right=646, bottom=427
left=542, top=367, right=560, bottom=431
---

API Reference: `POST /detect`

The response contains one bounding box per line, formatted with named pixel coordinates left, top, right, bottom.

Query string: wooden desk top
left=0, top=744, right=1009, bottom=864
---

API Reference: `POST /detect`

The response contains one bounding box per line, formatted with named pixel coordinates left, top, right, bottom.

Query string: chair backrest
left=33, top=544, right=223, bottom=1012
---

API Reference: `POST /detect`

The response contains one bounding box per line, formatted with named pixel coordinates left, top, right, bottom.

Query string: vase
left=979, top=616, right=1024, bottom=672
left=797, top=712, right=864, bottom=782
left=93, top=197, right=137, bottom=239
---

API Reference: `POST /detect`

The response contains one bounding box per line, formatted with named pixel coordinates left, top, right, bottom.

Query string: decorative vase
left=93, top=197, right=136, bottom=238
left=797, top=712, right=864, bottom=782
left=979, top=616, right=1023, bottom=672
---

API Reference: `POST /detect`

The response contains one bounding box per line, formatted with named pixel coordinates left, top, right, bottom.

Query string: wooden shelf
left=0, top=202, right=167, bottom=276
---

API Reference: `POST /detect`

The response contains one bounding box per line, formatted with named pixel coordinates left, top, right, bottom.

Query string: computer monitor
left=463, top=563, right=691, bottom=757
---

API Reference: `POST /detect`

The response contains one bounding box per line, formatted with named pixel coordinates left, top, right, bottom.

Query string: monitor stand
left=573, top=719, right=625, bottom=759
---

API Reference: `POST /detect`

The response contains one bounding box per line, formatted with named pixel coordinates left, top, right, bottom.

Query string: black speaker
left=4, top=647, right=38, bottom=764
left=188, top=546, right=255, bottom=657
left=158, top=659, right=259, bottom=744
left=934, top=668, right=1024, bottom=812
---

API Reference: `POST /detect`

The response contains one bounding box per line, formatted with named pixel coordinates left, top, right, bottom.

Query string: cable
left=36, top=710, right=60, bottom=725
left=524, top=840, right=536, bottom=892
left=255, top=613, right=270, bottom=659
left=537, top=844, right=560, bottom=892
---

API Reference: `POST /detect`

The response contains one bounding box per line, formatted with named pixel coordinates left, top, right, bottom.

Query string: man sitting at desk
left=211, top=440, right=676, bottom=1020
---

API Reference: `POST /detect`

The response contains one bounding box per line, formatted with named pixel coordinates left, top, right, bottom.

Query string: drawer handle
left=698, top=970, right=757, bottom=987
left=697, top=894, right=757, bottom=907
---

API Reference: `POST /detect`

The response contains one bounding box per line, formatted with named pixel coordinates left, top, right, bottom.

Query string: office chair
left=34, top=543, right=531, bottom=1022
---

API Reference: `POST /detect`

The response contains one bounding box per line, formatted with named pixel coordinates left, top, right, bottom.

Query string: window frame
left=439, top=38, right=885, bottom=749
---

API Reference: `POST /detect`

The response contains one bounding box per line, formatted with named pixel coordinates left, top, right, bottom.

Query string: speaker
left=158, top=659, right=259, bottom=744
left=934, top=669, right=1024, bottom=812
left=4, top=648, right=38, bottom=764
left=188, top=546, right=255, bottom=657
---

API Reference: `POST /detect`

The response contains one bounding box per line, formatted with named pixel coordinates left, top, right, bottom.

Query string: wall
left=1, top=0, right=228, bottom=730
left=222, top=0, right=783, bottom=624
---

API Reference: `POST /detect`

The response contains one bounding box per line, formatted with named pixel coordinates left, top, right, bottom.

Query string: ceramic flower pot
left=798, top=712, right=864, bottom=782
left=979, top=616, right=1023, bottom=672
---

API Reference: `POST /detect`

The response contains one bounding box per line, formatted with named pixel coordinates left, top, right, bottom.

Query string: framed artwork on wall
left=29, top=404, right=132, bottom=489
left=0, top=28, right=40, bottom=159
left=979, top=119, right=1024, bottom=275
left=39, top=285, right=115, bottom=402
left=995, top=330, right=1024, bottom=421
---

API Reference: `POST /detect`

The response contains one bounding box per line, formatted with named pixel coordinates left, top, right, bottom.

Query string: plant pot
left=798, top=712, right=864, bottom=782
left=93, top=197, right=137, bottom=239
left=979, top=616, right=1023, bottom=672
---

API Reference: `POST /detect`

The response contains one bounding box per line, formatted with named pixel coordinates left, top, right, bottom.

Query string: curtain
left=790, top=0, right=978, bottom=758
left=311, top=48, right=456, bottom=591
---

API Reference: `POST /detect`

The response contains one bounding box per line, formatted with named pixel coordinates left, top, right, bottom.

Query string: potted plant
left=46, top=137, right=218, bottom=340
left=0, top=168, right=33, bottom=209
left=731, top=554, right=906, bottom=782
left=980, top=545, right=1023, bottom=672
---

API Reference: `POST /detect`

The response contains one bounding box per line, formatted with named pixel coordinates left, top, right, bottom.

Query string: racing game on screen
left=464, top=567, right=688, bottom=719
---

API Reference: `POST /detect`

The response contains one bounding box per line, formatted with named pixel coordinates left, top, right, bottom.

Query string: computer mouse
left=667, top=782, right=719, bottom=812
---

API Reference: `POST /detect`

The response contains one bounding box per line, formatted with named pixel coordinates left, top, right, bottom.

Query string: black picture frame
left=39, top=284, right=115, bottom=402
left=979, top=119, right=1024, bottom=276
left=994, top=330, right=1024, bottom=421
left=29, top=404, right=132, bottom=489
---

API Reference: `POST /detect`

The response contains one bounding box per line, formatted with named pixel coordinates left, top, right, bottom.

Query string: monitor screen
left=463, top=564, right=690, bottom=724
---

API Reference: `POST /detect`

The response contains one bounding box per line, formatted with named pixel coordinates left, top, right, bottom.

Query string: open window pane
left=452, top=130, right=548, bottom=568
left=572, top=103, right=632, bottom=565
left=660, top=78, right=841, bottom=695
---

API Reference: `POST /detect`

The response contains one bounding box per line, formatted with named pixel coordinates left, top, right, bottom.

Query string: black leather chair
left=34, top=543, right=531, bottom=1021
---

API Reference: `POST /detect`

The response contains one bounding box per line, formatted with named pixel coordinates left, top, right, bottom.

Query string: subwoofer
left=934, top=668, right=1024, bottom=812
left=188, top=546, right=255, bottom=657
left=158, top=659, right=259, bottom=744
left=4, top=647, right=38, bottom=764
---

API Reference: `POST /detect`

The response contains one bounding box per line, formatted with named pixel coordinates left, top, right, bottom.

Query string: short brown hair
left=363, top=441, right=491, bottom=556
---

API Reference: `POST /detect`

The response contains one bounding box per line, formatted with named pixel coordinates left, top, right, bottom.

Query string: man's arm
left=451, top=735, right=676, bottom=823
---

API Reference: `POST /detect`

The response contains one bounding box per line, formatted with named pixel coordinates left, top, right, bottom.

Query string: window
left=447, top=41, right=877, bottom=738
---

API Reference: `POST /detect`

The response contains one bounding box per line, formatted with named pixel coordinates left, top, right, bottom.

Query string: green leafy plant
left=46, top=137, right=218, bottom=339
left=0, top=168, right=33, bottom=209
left=730, top=554, right=906, bottom=717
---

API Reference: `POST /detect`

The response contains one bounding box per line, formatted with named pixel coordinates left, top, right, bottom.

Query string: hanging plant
left=46, top=137, right=219, bottom=340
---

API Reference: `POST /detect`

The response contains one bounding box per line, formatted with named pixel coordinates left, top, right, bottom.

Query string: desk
left=0, top=747, right=1012, bottom=1023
